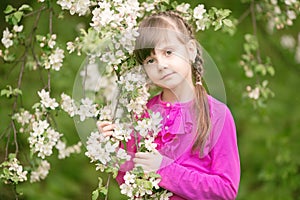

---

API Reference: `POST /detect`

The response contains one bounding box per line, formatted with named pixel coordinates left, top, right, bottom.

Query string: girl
left=98, top=11, right=240, bottom=200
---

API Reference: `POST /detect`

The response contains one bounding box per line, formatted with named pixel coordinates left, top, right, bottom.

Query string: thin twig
left=47, top=7, right=53, bottom=92
left=11, top=120, right=18, bottom=157
left=0, top=125, right=11, bottom=141
left=5, top=131, right=11, bottom=160
left=12, top=54, right=27, bottom=112
left=13, top=184, right=19, bottom=200
left=250, top=0, right=262, bottom=64
left=237, top=8, right=251, bottom=25
left=104, top=174, right=111, bottom=200
left=23, top=5, right=47, bottom=18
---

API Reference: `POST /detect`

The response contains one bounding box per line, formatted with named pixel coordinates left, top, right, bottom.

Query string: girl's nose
left=156, top=56, right=168, bottom=70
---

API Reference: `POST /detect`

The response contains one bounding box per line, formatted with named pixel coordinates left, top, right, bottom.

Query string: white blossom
left=57, top=0, right=73, bottom=10
left=280, top=35, right=295, bottom=50
left=56, top=140, right=82, bottom=159
left=30, top=160, right=50, bottom=182
left=124, top=171, right=136, bottom=185
left=29, top=122, right=61, bottom=159
left=1, top=28, right=13, bottom=48
left=48, top=34, right=57, bottom=49
left=287, top=10, right=296, bottom=20
left=195, top=19, right=206, bottom=31
left=85, top=131, right=113, bottom=164
left=57, top=0, right=90, bottom=16
left=193, top=4, right=206, bottom=20
left=38, top=89, right=59, bottom=110
left=116, top=148, right=131, bottom=161
left=76, top=97, right=98, bottom=121
left=72, top=0, right=91, bottom=16
left=13, top=110, right=33, bottom=127
left=120, top=182, right=134, bottom=198
left=60, top=93, right=77, bottom=117
left=149, top=112, right=163, bottom=135
left=112, top=122, right=132, bottom=142
left=144, top=137, right=157, bottom=152
left=176, top=3, right=190, bottom=13
left=99, top=106, right=113, bottom=121
left=284, top=0, right=296, bottom=5
left=66, top=41, right=76, bottom=53
left=2, top=157, right=28, bottom=183
left=13, top=25, right=24, bottom=33
left=135, top=119, right=151, bottom=137
left=246, top=86, right=260, bottom=100
left=47, top=47, right=64, bottom=71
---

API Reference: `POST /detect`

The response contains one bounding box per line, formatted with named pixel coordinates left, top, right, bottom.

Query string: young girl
left=98, top=11, right=240, bottom=200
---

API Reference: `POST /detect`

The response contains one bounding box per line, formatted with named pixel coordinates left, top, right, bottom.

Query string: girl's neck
left=161, top=87, right=195, bottom=103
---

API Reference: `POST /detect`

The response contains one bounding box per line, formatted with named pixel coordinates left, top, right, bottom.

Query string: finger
left=102, top=124, right=116, bottom=132
left=135, top=152, right=149, bottom=159
left=133, top=157, right=148, bottom=165
left=97, top=121, right=112, bottom=128
left=103, top=131, right=114, bottom=137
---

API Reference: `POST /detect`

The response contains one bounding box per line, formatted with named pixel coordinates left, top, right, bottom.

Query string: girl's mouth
left=160, top=72, right=175, bottom=80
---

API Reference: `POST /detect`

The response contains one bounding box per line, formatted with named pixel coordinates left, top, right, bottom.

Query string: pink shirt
left=117, top=94, right=240, bottom=200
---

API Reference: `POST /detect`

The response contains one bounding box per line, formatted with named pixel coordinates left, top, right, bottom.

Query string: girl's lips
left=160, top=72, right=175, bottom=80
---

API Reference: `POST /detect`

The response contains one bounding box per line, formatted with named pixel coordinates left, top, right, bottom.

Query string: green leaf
left=267, top=66, right=275, bottom=76
left=255, top=64, right=266, bottom=75
left=99, top=186, right=108, bottom=196
left=4, top=5, right=16, bottom=14
left=32, top=102, right=41, bottom=109
left=92, top=190, right=99, bottom=200
left=18, top=4, right=33, bottom=12
left=13, top=88, right=22, bottom=96
left=4, top=53, right=16, bottom=62
left=13, top=11, right=24, bottom=25
left=223, top=19, right=233, bottom=27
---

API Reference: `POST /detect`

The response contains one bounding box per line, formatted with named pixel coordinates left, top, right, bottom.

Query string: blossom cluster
left=120, top=168, right=172, bottom=200
left=0, top=154, right=28, bottom=184
left=256, top=0, right=300, bottom=31
left=29, top=120, right=62, bottom=159
left=118, top=68, right=150, bottom=116
left=57, top=0, right=91, bottom=16
left=240, top=34, right=275, bottom=106
left=85, top=131, right=131, bottom=173
left=30, top=160, right=50, bottom=183
left=58, top=91, right=99, bottom=121
left=1, top=25, right=23, bottom=49
left=175, top=2, right=234, bottom=33
left=37, top=34, right=65, bottom=71
left=3, top=90, right=85, bottom=185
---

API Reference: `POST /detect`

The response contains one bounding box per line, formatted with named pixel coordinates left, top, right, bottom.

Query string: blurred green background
left=1, top=0, right=300, bottom=199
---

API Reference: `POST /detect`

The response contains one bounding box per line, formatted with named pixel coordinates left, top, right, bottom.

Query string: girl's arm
left=157, top=108, right=240, bottom=200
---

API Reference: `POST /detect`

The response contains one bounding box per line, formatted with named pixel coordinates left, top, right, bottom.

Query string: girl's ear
left=186, top=40, right=197, bottom=63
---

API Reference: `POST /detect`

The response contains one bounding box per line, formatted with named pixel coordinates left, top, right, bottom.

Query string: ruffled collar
left=147, top=93, right=195, bottom=150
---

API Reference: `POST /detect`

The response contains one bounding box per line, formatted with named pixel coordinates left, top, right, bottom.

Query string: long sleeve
left=157, top=107, right=240, bottom=200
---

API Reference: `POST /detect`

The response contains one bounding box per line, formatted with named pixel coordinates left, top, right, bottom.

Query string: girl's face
left=142, top=37, right=195, bottom=91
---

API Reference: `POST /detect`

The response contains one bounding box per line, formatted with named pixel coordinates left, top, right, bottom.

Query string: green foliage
left=0, top=85, right=22, bottom=98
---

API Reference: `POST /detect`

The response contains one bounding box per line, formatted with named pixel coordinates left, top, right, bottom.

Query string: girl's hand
left=97, top=121, right=115, bottom=137
left=133, top=150, right=163, bottom=173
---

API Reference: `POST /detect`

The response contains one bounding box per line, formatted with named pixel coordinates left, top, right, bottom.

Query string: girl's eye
left=146, top=58, right=155, bottom=64
left=166, top=50, right=172, bottom=56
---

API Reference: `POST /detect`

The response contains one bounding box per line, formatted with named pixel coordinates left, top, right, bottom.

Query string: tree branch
left=250, top=0, right=262, bottom=64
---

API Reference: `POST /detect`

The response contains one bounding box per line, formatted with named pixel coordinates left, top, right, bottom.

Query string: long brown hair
left=134, top=11, right=211, bottom=156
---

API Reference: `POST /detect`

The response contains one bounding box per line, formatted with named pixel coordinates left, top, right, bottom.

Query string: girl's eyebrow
left=156, top=45, right=177, bottom=50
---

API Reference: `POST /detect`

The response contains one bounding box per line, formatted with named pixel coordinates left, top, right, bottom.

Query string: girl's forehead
left=154, top=39, right=183, bottom=50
